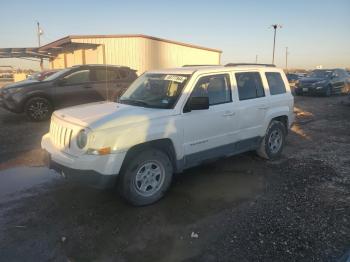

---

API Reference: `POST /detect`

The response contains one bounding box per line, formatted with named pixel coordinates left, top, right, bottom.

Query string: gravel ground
left=0, top=95, right=349, bottom=261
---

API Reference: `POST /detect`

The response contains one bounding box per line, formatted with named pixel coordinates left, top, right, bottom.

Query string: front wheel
left=24, top=97, right=53, bottom=121
left=256, top=121, right=286, bottom=160
left=118, top=149, right=173, bottom=206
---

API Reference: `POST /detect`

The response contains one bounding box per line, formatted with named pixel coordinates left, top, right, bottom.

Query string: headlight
left=76, top=129, right=88, bottom=149
left=7, top=87, right=23, bottom=94
left=313, top=80, right=327, bottom=86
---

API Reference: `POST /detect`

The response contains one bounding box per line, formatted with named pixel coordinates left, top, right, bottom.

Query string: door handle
left=223, top=111, right=236, bottom=117
left=258, top=106, right=268, bottom=110
left=83, top=86, right=93, bottom=89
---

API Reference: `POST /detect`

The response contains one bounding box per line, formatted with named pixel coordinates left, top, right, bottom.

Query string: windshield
left=43, top=68, right=71, bottom=81
left=307, top=70, right=333, bottom=79
left=119, top=73, right=190, bottom=109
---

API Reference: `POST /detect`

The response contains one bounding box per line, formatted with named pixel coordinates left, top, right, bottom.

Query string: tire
left=256, top=120, right=286, bottom=160
left=118, top=149, right=173, bottom=206
left=24, top=97, right=53, bottom=121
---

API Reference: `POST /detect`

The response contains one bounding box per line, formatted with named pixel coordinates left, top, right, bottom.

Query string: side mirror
left=184, top=96, right=209, bottom=112
left=56, top=78, right=67, bottom=86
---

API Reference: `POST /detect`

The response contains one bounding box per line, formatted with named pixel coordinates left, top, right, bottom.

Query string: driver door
left=182, top=73, right=239, bottom=168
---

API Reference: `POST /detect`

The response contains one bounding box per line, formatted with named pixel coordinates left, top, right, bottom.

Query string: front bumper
left=41, top=134, right=126, bottom=188
left=1, top=95, right=23, bottom=113
left=295, top=86, right=326, bottom=95
left=44, top=152, right=117, bottom=189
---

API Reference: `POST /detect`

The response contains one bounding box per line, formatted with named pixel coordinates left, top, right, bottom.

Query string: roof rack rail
left=225, top=63, right=276, bottom=67
left=182, top=64, right=219, bottom=67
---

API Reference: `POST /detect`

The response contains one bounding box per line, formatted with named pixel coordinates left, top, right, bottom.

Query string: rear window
left=119, top=69, right=129, bottom=79
left=266, top=72, right=286, bottom=95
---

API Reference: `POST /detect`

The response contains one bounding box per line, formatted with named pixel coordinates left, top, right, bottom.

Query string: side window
left=64, top=70, right=90, bottom=85
left=191, top=74, right=231, bottom=105
left=92, top=69, right=120, bottom=82
left=235, top=72, right=265, bottom=100
left=266, top=72, right=286, bottom=95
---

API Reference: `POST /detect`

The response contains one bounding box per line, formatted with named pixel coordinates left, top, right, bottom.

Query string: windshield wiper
left=119, top=99, right=151, bottom=107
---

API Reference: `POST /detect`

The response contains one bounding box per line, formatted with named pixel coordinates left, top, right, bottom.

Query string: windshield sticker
left=164, top=75, right=187, bottom=83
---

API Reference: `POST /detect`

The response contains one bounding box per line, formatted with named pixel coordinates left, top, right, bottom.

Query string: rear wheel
left=24, top=97, right=53, bottom=121
left=118, top=149, right=173, bottom=206
left=257, top=120, right=286, bottom=160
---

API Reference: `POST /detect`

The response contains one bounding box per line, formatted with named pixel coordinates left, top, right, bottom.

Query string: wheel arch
left=21, top=92, right=54, bottom=111
left=121, top=138, right=179, bottom=174
left=271, top=115, right=289, bottom=133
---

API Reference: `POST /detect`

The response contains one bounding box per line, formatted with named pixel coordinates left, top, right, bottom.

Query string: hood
left=2, top=79, right=43, bottom=89
left=299, top=77, right=327, bottom=84
left=53, top=101, right=176, bottom=130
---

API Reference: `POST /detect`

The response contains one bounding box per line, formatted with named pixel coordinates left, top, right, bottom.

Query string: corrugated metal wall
left=50, top=36, right=221, bottom=74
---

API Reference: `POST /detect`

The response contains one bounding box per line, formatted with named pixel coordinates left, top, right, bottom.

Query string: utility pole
left=270, top=24, right=282, bottom=65
left=285, top=47, right=289, bottom=72
left=36, top=21, right=43, bottom=70
left=255, top=54, right=258, bottom=63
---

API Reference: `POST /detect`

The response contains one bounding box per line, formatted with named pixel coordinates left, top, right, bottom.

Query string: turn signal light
left=98, top=147, right=111, bottom=155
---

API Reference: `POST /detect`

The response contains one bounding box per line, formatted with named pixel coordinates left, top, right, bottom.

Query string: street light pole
left=270, top=24, right=282, bottom=65
left=285, top=47, right=289, bottom=72
left=36, top=21, right=43, bottom=70
left=37, top=22, right=41, bottom=47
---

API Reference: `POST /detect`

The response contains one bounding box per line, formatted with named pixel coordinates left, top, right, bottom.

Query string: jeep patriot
left=42, top=64, right=294, bottom=205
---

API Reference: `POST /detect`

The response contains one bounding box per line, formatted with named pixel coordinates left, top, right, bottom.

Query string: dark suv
left=295, top=69, right=350, bottom=96
left=0, top=65, right=137, bottom=121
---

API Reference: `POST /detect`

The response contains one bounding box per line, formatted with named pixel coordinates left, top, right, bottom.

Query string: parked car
left=286, top=73, right=299, bottom=84
left=26, top=70, right=58, bottom=81
left=42, top=64, right=294, bottom=206
left=295, top=69, right=350, bottom=96
left=286, top=73, right=300, bottom=94
left=0, top=65, right=137, bottom=121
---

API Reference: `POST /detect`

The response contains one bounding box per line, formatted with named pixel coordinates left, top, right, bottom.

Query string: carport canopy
left=0, top=41, right=99, bottom=60
left=0, top=47, right=54, bottom=59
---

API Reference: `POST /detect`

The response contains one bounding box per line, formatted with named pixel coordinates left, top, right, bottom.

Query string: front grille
left=49, top=120, right=73, bottom=149
left=299, top=82, right=314, bottom=88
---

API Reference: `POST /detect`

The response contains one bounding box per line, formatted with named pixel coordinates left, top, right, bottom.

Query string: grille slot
left=49, top=119, right=74, bottom=149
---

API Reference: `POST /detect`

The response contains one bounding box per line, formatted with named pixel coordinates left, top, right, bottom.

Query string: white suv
left=41, top=64, right=294, bottom=205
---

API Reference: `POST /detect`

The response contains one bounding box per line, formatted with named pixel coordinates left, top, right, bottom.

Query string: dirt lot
left=0, top=96, right=349, bottom=261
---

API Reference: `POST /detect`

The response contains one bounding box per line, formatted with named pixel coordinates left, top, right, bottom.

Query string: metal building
left=39, top=34, right=222, bottom=74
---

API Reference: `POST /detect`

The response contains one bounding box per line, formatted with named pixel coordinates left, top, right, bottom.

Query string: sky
left=0, top=0, right=349, bottom=70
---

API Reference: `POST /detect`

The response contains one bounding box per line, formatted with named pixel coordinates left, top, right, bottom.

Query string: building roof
left=38, top=34, right=222, bottom=53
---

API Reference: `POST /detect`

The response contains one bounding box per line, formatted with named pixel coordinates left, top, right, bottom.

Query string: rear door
left=234, top=71, right=268, bottom=141
left=90, top=68, right=134, bottom=101
left=54, top=69, right=97, bottom=108
left=110, top=68, right=136, bottom=101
